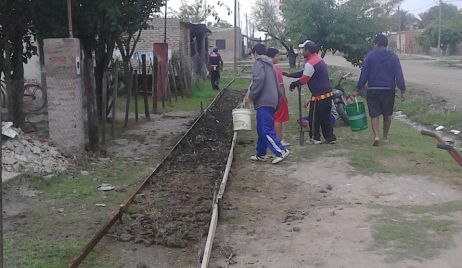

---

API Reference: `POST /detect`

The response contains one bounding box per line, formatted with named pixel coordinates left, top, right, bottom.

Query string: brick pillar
left=43, top=38, right=85, bottom=155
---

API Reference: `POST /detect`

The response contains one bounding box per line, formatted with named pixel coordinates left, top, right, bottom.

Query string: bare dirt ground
left=324, top=53, right=462, bottom=107
left=3, top=111, right=200, bottom=267
left=210, top=146, right=462, bottom=268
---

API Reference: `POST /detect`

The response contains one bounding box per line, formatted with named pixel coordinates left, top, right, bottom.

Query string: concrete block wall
left=135, top=18, right=190, bottom=58
left=209, top=27, right=243, bottom=62
left=43, top=38, right=85, bottom=155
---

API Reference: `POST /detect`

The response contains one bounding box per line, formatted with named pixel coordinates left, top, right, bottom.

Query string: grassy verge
left=116, top=75, right=250, bottom=114
left=394, top=94, right=462, bottom=130
left=4, top=156, right=155, bottom=267
left=369, top=201, right=462, bottom=262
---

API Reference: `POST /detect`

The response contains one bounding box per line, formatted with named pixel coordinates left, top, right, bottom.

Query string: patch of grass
left=6, top=156, right=157, bottom=267
left=116, top=72, right=250, bottom=115
left=5, top=234, right=80, bottom=268
left=369, top=202, right=462, bottom=262
left=4, top=233, right=118, bottom=268
left=282, top=84, right=461, bottom=176
left=394, top=95, right=462, bottom=130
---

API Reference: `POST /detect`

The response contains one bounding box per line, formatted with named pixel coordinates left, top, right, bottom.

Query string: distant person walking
left=356, top=34, right=406, bottom=146
left=247, top=44, right=289, bottom=164
left=208, top=47, right=223, bottom=90
left=284, top=40, right=337, bottom=144
left=267, top=47, right=290, bottom=147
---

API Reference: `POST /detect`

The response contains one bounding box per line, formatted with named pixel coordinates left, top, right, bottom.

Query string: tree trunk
left=288, top=48, right=297, bottom=69
left=94, top=54, right=104, bottom=121
left=83, top=51, right=99, bottom=152
left=37, top=38, right=48, bottom=96
left=5, top=32, right=25, bottom=127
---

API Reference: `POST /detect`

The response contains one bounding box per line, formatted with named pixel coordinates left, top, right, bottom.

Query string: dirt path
left=324, top=53, right=462, bottom=106
left=210, top=146, right=462, bottom=268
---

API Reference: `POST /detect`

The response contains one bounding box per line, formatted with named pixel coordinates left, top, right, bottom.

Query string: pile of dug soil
left=115, top=90, right=245, bottom=248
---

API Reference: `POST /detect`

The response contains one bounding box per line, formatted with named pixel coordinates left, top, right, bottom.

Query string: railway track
left=69, top=80, right=245, bottom=267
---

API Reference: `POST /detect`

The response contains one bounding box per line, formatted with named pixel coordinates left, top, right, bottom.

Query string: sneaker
left=250, top=155, right=270, bottom=161
left=272, top=150, right=290, bottom=164
left=281, top=140, right=291, bottom=147
left=325, top=140, right=337, bottom=144
left=309, top=139, right=322, bottom=145
left=372, top=139, right=380, bottom=147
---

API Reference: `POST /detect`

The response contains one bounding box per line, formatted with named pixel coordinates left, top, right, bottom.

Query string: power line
left=407, top=2, right=437, bottom=12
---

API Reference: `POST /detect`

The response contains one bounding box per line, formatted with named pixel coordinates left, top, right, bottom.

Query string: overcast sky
left=166, top=0, right=462, bottom=37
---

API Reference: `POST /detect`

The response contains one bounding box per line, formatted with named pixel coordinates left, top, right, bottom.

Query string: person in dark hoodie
left=356, top=34, right=406, bottom=146
left=208, top=47, right=223, bottom=90
left=247, top=43, right=290, bottom=164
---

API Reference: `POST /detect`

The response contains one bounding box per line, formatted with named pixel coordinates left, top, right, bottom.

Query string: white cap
left=299, top=39, right=312, bottom=48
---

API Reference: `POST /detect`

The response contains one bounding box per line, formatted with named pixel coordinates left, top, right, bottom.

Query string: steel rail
left=69, top=77, right=239, bottom=268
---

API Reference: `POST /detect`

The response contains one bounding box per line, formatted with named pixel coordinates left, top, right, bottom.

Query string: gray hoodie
left=249, top=55, right=280, bottom=110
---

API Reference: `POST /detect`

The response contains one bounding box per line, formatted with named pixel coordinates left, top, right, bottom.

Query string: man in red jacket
left=284, top=41, right=336, bottom=144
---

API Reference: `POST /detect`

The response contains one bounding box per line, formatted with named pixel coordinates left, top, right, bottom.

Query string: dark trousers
left=210, top=70, right=220, bottom=90
left=309, top=98, right=336, bottom=142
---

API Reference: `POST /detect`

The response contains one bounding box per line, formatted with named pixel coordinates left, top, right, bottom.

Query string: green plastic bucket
left=346, top=98, right=368, bottom=132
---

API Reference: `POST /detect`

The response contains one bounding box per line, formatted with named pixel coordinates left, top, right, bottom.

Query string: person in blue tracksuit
left=247, top=44, right=290, bottom=164
left=356, top=34, right=406, bottom=146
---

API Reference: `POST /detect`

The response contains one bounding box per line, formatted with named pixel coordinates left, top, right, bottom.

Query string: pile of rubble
left=2, top=123, right=69, bottom=175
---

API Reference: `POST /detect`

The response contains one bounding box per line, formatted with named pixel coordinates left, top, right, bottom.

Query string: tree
left=0, top=0, right=37, bottom=127
left=252, top=0, right=298, bottom=68
left=417, top=3, right=462, bottom=55
left=388, top=10, right=422, bottom=32
left=115, top=0, right=164, bottom=104
left=331, top=0, right=399, bottom=66
left=419, top=3, right=462, bottom=28
left=281, top=0, right=337, bottom=59
left=29, top=0, right=164, bottom=151
left=417, top=19, right=462, bottom=55
left=281, top=0, right=401, bottom=66
left=208, top=20, right=232, bottom=28
left=171, top=0, right=230, bottom=24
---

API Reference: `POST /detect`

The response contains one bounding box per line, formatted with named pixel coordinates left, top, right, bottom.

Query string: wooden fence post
left=124, top=67, right=133, bottom=128
left=141, top=54, right=150, bottom=118
left=111, top=67, right=118, bottom=138
left=152, top=56, right=158, bottom=114
left=102, top=72, right=108, bottom=144
left=134, top=69, right=139, bottom=122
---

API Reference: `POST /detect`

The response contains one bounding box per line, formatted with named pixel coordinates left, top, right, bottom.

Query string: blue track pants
left=256, top=107, right=286, bottom=157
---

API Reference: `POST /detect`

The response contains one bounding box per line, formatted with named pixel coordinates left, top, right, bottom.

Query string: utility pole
left=246, top=13, right=249, bottom=38
left=67, top=0, right=73, bottom=38
left=204, top=0, right=207, bottom=25
left=238, top=2, right=241, bottom=28
left=437, top=0, right=442, bottom=56
left=164, top=0, right=167, bottom=43
left=398, top=5, right=401, bottom=54
left=234, top=0, right=237, bottom=74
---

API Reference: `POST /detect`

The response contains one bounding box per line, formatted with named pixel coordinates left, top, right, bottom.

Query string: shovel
left=297, top=85, right=305, bottom=145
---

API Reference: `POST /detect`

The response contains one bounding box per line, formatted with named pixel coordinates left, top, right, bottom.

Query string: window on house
left=216, top=40, right=226, bottom=50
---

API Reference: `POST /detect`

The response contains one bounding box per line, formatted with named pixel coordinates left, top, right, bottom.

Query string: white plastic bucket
left=232, top=108, right=252, bottom=131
